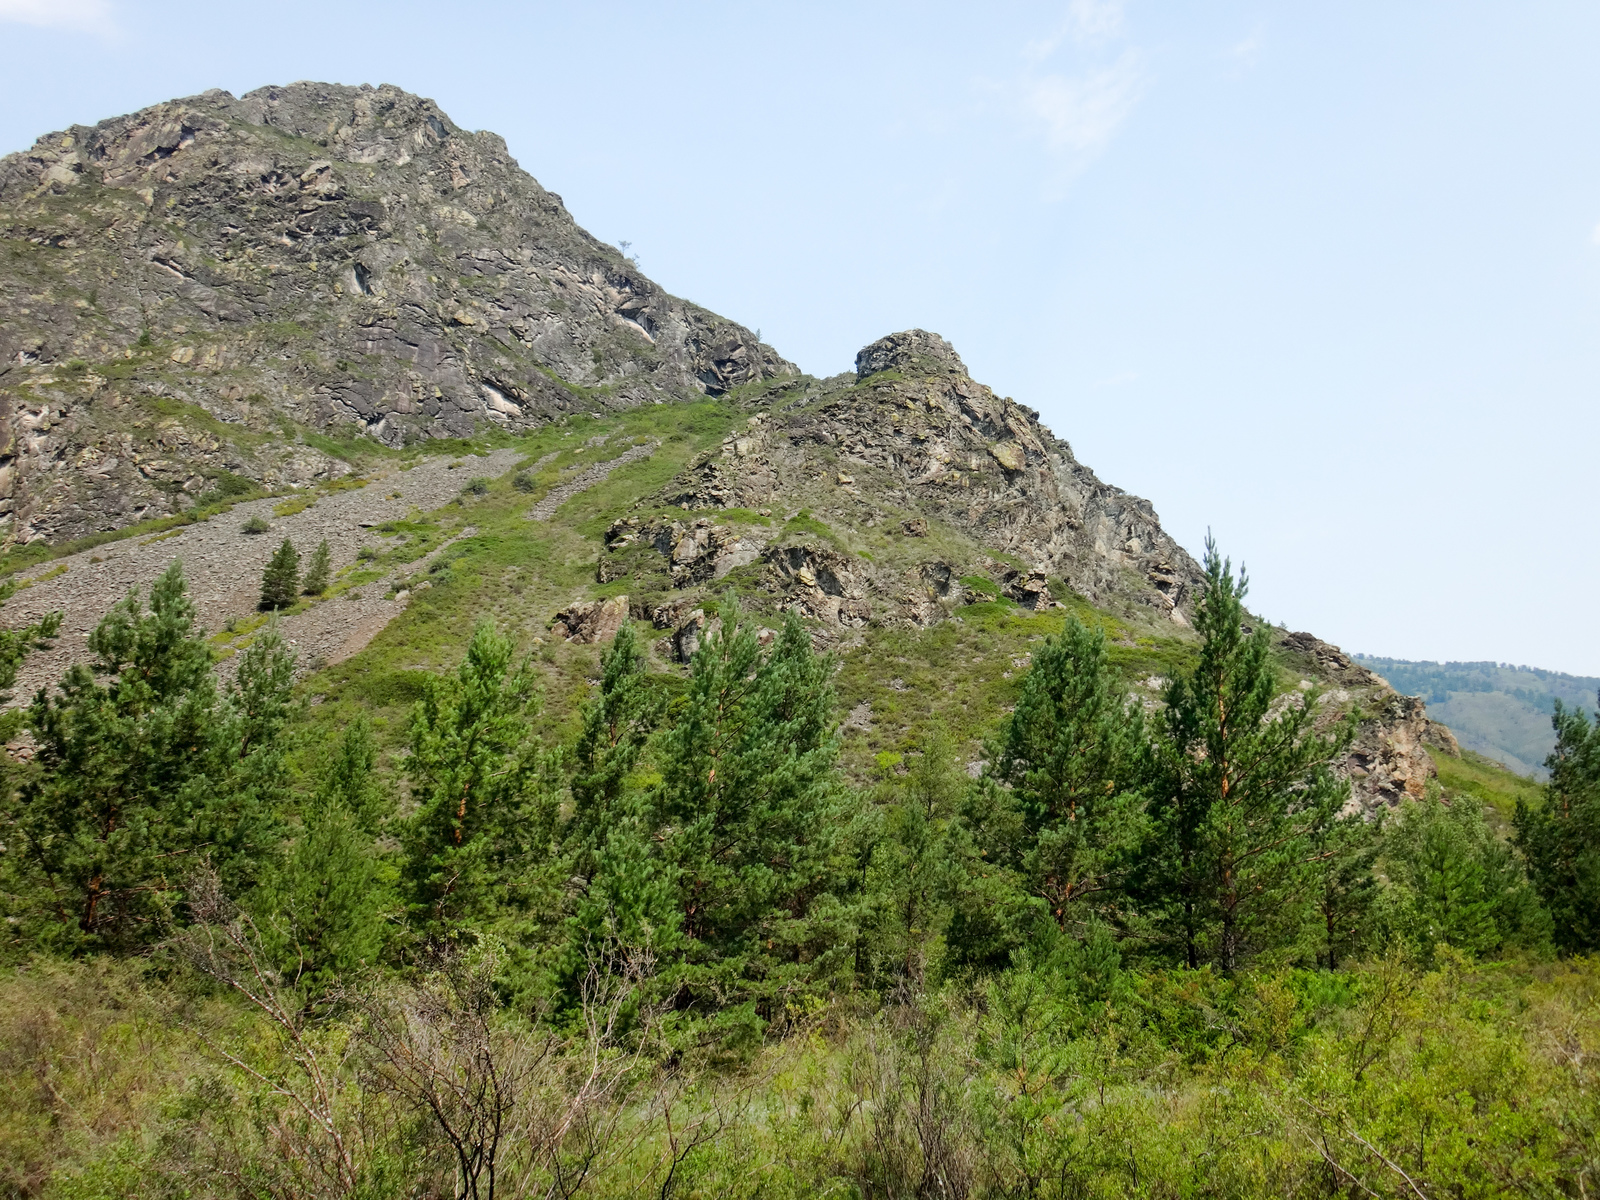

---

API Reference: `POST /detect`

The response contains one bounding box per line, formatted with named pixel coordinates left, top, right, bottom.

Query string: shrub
left=241, top=514, right=270, bottom=535
left=513, top=470, right=535, bottom=493
left=464, top=477, right=490, bottom=496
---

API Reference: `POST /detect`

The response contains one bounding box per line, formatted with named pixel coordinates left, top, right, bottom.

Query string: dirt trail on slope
left=526, top=440, right=657, bottom=520
left=1, top=449, right=521, bottom=699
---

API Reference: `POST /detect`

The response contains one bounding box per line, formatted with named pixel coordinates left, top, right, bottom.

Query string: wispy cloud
left=995, top=3, right=1148, bottom=194
left=1025, top=0, right=1127, bottom=61
left=0, top=0, right=117, bottom=35
left=1025, top=51, right=1145, bottom=154
left=1224, top=27, right=1265, bottom=72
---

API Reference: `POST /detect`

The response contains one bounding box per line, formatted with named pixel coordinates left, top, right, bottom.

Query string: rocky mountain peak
left=0, top=82, right=792, bottom=543
left=855, top=329, right=967, bottom=380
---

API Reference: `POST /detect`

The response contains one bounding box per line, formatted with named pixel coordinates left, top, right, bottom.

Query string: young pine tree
left=865, top=729, right=965, bottom=988
left=656, top=602, right=854, bottom=1015
left=1140, top=538, right=1353, bottom=971
left=254, top=719, right=392, bottom=993
left=2, top=563, right=293, bottom=952
left=987, top=617, right=1150, bottom=933
left=1515, top=693, right=1600, bottom=954
left=1387, top=790, right=1550, bottom=959
left=1306, top=808, right=1381, bottom=969
left=402, top=621, right=561, bottom=941
left=562, top=623, right=676, bottom=969
left=301, top=539, right=332, bottom=596
left=260, top=538, right=300, bottom=610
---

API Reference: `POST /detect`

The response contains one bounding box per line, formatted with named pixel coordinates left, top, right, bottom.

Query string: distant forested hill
left=1355, top=657, right=1600, bottom=778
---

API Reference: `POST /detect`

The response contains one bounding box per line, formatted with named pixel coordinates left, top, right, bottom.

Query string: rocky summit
left=0, top=81, right=785, bottom=544
left=0, top=83, right=1460, bottom=810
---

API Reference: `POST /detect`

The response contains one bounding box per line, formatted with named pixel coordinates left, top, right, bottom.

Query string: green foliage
left=1140, top=539, right=1355, bottom=970
left=987, top=617, right=1150, bottom=932
left=1384, top=790, right=1551, bottom=959
left=780, top=510, right=841, bottom=547
left=1306, top=809, right=1382, bottom=969
left=1516, top=694, right=1600, bottom=952
left=512, top=469, right=536, bottom=493
left=0, top=564, right=293, bottom=953
left=655, top=603, right=855, bottom=1019
left=252, top=720, right=392, bottom=993
left=258, top=538, right=299, bottom=609
left=562, top=624, right=672, bottom=971
left=860, top=728, right=966, bottom=987
left=301, top=539, right=332, bottom=596
left=240, top=513, right=270, bottom=535
left=402, top=621, right=561, bottom=941
left=463, top=476, right=491, bottom=495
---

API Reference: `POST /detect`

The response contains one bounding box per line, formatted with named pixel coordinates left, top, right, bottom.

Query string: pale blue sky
left=4, top=1, right=1598, bottom=675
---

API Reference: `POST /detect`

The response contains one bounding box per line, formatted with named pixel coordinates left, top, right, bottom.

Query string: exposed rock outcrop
left=651, top=330, right=1205, bottom=622
left=0, top=83, right=792, bottom=545
left=550, top=595, right=628, bottom=644
left=1340, top=693, right=1440, bottom=809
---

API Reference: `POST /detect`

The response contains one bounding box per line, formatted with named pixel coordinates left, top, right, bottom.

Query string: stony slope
left=0, top=82, right=789, bottom=544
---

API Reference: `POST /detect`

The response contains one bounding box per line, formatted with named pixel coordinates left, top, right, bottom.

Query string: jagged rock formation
left=1276, top=629, right=1460, bottom=809
left=0, top=82, right=790, bottom=544
left=631, top=329, right=1207, bottom=625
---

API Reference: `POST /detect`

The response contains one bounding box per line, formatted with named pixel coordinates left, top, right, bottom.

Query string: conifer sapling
left=259, top=538, right=300, bottom=609
left=302, top=539, right=332, bottom=596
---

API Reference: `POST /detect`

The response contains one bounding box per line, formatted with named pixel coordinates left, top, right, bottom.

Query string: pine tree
left=1306, top=809, right=1381, bottom=969
left=260, top=539, right=300, bottom=609
left=1515, top=694, right=1600, bottom=953
left=655, top=602, right=854, bottom=1015
left=314, top=715, right=390, bottom=832
left=563, top=623, right=675, bottom=969
left=568, top=623, right=659, bottom=866
left=254, top=720, right=392, bottom=993
left=301, top=539, right=332, bottom=596
left=865, top=728, right=964, bottom=987
left=402, top=621, right=560, bottom=940
left=2, top=563, right=293, bottom=951
left=1387, top=791, right=1550, bottom=959
left=987, top=617, right=1149, bottom=933
left=1140, top=538, right=1353, bottom=971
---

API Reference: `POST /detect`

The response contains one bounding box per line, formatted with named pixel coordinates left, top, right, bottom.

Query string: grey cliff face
left=0, top=82, right=790, bottom=543
left=647, top=329, right=1206, bottom=623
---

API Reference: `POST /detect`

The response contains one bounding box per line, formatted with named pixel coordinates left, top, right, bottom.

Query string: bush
left=464, top=477, right=490, bottom=496
left=240, top=514, right=270, bottom=535
left=513, top=470, right=536, bottom=493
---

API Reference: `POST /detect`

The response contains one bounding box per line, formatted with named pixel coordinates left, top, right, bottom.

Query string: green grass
left=833, top=602, right=1197, bottom=782
left=779, top=510, right=842, bottom=548
left=1432, top=746, right=1544, bottom=823
left=292, top=401, right=747, bottom=766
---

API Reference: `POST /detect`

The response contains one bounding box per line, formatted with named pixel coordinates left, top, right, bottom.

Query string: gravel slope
left=2, top=448, right=521, bottom=699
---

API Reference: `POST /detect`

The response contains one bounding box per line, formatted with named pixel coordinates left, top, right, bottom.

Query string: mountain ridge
left=0, top=82, right=1454, bottom=813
